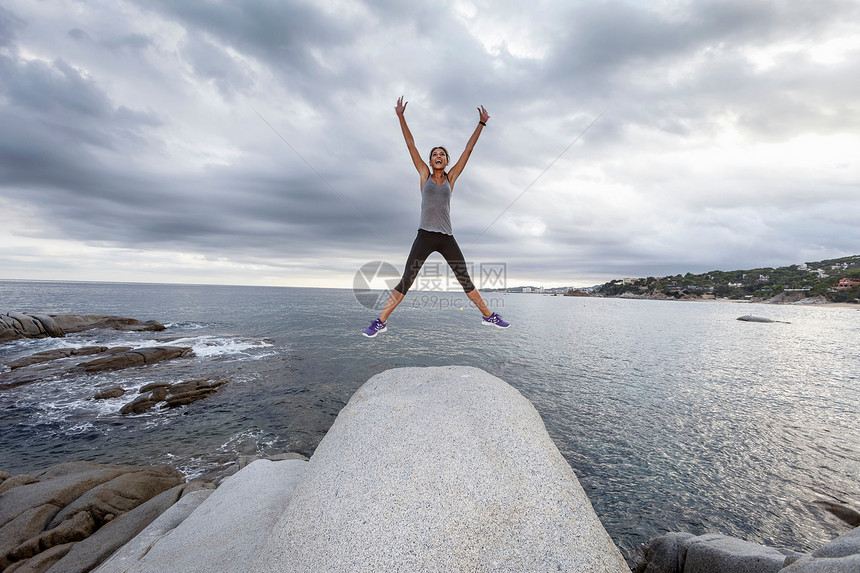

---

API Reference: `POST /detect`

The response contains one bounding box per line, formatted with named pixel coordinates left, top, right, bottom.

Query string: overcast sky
left=1, top=0, right=859, bottom=289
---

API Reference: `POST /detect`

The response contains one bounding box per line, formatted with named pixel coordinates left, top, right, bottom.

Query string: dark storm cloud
left=0, top=2, right=382, bottom=257
left=181, top=33, right=255, bottom=100
left=136, top=0, right=369, bottom=101
left=0, top=5, right=25, bottom=47
left=1, top=0, right=858, bottom=285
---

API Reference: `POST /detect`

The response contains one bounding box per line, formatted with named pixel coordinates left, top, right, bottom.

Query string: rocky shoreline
left=0, top=313, right=165, bottom=344
left=610, top=292, right=840, bottom=305
left=0, top=312, right=235, bottom=418
left=634, top=518, right=860, bottom=572
left=0, top=453, right=309, bottom=573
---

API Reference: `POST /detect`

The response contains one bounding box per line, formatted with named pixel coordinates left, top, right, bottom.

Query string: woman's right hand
left=395, top=95, right=407, bottom=117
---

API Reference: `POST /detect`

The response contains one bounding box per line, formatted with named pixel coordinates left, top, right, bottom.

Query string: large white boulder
left=98, top=459, right=307, bottom=572
left=251, top=365, right=627, bottom=572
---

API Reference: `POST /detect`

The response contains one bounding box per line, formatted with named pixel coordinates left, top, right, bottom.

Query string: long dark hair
left=428, top=146, right=449, bottom=163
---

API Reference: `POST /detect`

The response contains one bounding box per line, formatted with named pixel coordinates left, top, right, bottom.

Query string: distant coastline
left=589, top=291, right=859, bottom=308
left=593, top=254, right=860, bottom=305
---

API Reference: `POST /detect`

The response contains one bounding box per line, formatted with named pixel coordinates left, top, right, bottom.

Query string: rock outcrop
left=95, top=366, right=628, bottom=572
left=0, top=313, right=164, bottom=344
left=1, top=346, right=194, bottom=392
left=6, top=347, right=109, bottom=370
left=119, top=379, right=229, bottom=415
left=0, top=461, right=185, bottom=572
left=96, top=459, right=307, bottom=573
left=737, top=314, right=776, bottom=322
left=736, top=314, right=791, bottom=324
left=252, top=365, right=628, bottom=572
left=79, top=347, right=193, bottom=374
left=639, top=526, right=860, bottom=573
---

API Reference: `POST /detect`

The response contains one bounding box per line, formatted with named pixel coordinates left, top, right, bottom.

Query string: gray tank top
left=418, top=174, right=453, bottom=235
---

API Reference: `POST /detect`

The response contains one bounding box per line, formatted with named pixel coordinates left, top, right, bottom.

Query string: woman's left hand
left=478, top=105, right=490, bottom=124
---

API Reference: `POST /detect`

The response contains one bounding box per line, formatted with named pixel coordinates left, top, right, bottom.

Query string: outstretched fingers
left=396, top=96, right=408, bottom=116
left=478, top=105, right=490, bottom=123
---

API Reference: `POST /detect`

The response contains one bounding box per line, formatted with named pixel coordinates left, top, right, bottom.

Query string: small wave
left=66, top=421, right=97, bottom=435
left=168, top=336, right=275, bottom=359
left=162, top=453, right=212, bottom=481
left=218, top=428, right=279, bottom=456
left=163, top=321, right=207, bottom=330
left=0, top=337, right=100, bottom=363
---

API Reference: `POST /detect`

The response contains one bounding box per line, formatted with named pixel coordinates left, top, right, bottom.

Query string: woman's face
left=429, top=147, right=449, bottom=170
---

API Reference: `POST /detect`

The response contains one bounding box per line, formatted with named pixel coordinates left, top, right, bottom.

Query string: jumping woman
left=362, top=96, right=510, bottom=337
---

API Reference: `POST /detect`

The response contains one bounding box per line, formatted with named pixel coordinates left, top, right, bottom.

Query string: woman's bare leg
left=379, top=289, right=405, bottom=323
left=466, top=289, right=492, bottom=317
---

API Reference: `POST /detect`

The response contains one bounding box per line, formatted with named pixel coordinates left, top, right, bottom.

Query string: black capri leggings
left=394, top=229, right=475, bottom=294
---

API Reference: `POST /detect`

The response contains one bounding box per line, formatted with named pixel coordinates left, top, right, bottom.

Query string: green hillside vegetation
left=597, top=255, right=860, bottom=303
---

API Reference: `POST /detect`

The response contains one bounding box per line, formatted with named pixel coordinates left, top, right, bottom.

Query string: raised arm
left=396, top=96, right=430, bottom=182
left=447, top=105, right=490, bottom=189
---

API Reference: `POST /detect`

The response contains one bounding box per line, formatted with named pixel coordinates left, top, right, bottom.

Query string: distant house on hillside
left=837, top=278, right=860, bottom=289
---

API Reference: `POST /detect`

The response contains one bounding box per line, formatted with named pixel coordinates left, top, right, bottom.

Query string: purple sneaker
left=482, top=312, right=510, bottom=328
left=362, top=318, right=387, bottom=338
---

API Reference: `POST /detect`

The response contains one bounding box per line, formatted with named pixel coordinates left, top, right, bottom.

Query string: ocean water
left=1, top=280, right=858, bottom=559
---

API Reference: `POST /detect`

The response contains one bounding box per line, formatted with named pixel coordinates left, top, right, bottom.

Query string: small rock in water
left=139, top=382, right=171, bottom=393
left=813, top=500, right=860, bottom=527
left=119, top=379, right=231, bottom=415
left=737, top=315, right=775, bottom=322
left=79, top=346, right=193, bottom=373
left=93, top=386, right=126, bottom=400
left=736, top=315, right=790, bottom=324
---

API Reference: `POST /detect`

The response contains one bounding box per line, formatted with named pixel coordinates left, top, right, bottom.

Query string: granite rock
left=251, top=365, right=628, bottom=573
left=0, top=463, right=184, bottom=572
left=643, top=532, right=696, bottom=573
left=0, top=463, right=132, bottom=529
left=49, top=315, right=165, bottom=334
left=0, top=505, right=60, bottom=570
left=47, top=484, right=185, bottom=573
left=683, top=533, right=788, bottom=573
left=810, top=526, right=860, bottom=559
left=93, top=387, right=126, bottom=400
left=10, top=511, right=95, bottom=562
left=5, top=541, right=74, bottom=572
left=100, top=460, right=307, bottom=573
left=781, top=553, right=860, bottom=572
left=46, top=467, right=183, bottom=528
left=0, top=313, right=165, bottom=344
left=6, top=347, right=109, bottom=370
left=118, top=378, right=228, bottom=415
left=737, top=315, right=775, bottom=323
left=79, top=346, right=192, bottom=373
left=812, top=501, right=860, bottom=527
left=93, top=489, right=214, bottom=572
left=0, top=474, right=39, bottom=494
